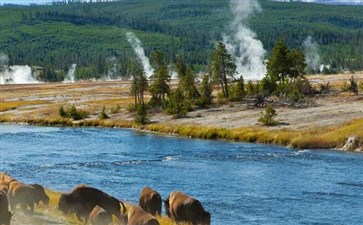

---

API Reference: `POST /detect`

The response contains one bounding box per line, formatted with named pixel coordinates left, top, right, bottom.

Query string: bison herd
left=0, top=173, right=210, bottom=225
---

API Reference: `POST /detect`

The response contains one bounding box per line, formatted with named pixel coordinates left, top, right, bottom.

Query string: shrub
left=196, top=74, right=213, bottom=108
left=127, top=104, right=136, bottom=112
left=166, top=88, right=190, bottom=118
left=342, top=76, right=359, bottom=95
left=134, top=104, right=149, bottom=125
left=258, top=105, right=277, bottom=126
left=68, top=105, right=89, bottom=120
left=229, top=75, right=246, bottom=101
left=319, top=82, right=332, bottom=94
left=58, top=105, right=89, bottom=121
left=110, top=104, right=121, bottom=114
left=98, top=106, right=109, bottom=119
left=58, top=106, right=67, bottom=118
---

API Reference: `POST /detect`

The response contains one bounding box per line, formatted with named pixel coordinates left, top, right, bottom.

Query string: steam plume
left=0, top=65, right=39, bottom=84
left=223, top=0, right=266, bottom=80
left=0, top=53, right=9, bottom=65
left=302, top=36, right=321, bottom=71
left=63, top=64, right=77, bottom=83
left=126, top=32, right=154, bottom=78
left=107, top=57, right=117, bottom=80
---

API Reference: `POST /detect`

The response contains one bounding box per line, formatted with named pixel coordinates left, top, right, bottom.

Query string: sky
left=0, top=0, right=362, bottom=5
left=0, top=0, right=114, bottom=5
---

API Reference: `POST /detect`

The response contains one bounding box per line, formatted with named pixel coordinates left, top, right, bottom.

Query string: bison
left=0, top=190, right=13, bottom=225
left=138, top=187, right=162, bottom=216
left=0, top=185, right=8, bottom=194
left=0, top=173, right=16, bottom=187
left=7, top=181, right=49, bottom=213
left=164, top=191, right=210, bottom=225
left=89, top=205, right=112, bottom=225
left=127, top=205, right=160, bottom=225
left=58, top=185, right=126, bottom=224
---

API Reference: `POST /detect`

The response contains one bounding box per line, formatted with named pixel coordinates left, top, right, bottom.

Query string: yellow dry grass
left=143, top=118, right=363, bottom=150
left=0, top=100, right=50, bottom=112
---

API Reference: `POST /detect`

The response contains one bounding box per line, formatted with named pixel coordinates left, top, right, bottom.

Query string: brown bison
left=0, top=173, right=16, bottom=187
left=7, top=181, right=49, bottom=213
left=138, top=187, right=162, bottom=216
left=0, top=185, right=8, bottom=194
left=89, top=205, right=112, bottom=225
left=127, top=205, right=160, bottom=225
left=0, top=190, right=13, bottom=225
left=164, top=191, right=210, bottom=225
left=58, top=185, right=126, bottom=224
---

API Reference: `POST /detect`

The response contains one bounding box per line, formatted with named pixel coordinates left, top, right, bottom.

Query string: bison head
left=58, top=194, right=70, bottom=214
left=31, top=184, right=50, bottom=206
left=202, top=211, right=211, bottom=225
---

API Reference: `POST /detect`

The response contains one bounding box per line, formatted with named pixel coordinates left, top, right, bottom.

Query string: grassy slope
left=0, top=0, right=362, bottom=70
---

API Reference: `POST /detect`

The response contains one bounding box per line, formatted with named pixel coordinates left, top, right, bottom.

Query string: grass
left=1, top=113, right=362, bottom=150
left=0, top=100, right=50, bottom=112
left=143, top=119, right=363, bottom=150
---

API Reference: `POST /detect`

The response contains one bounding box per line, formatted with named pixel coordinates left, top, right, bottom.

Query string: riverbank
left=9, top=188, right=179, bottom=225
left=1, top=73, right=362, bottom=151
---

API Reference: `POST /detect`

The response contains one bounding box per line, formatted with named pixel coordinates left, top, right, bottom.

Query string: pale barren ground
left=0, top=73, right=362, bottom=131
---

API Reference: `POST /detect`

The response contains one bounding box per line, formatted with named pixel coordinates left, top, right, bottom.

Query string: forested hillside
left=0, top=0, right=362, bottom=81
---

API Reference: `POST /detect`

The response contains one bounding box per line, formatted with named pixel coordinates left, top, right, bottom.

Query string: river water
left=1, top=124, right=362, bottom=224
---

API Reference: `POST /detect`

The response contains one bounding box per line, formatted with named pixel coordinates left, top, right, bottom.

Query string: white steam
left=0, top=65, right=40, bottom=84
left=0, top=53, right=9, bottom=65
left=126, top=32, right=154, bottom=78
left=107, top=57, right=117, bottom=80
left=302, top=36, right=321, bottom=71
left=223, top=0, right=266, bottom=80
left=63, top=64, right=77, bottom=83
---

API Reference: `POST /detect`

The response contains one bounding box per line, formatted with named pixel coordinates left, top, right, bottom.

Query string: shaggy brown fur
left=164, top=191, right=210, bottom=225
left=0, top=190, right=13, bottom=225
left=127, top=205, right=159, bottom=225
left=8, top=181, right=49, bottom=213
left=138, top=187, right=162, bottom=216
left=58, top=185, right=126, bottom=223
left=89, top=205, right=112, bottom=225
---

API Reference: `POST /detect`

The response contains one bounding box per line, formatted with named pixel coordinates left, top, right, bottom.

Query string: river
left=1, top=124, right=362, bottom=224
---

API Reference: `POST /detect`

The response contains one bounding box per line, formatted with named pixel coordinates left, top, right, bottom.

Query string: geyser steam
left=64, top=64, right=77, bottom=83
left=223, top=0, right=266, bottom=80
left=126, top=32, right=154, bottom=78
left=0, top=53, right=9, bottom=65
left=303, top=36, right=321, bottom=71
left=0, top=65, right=39, bottom=84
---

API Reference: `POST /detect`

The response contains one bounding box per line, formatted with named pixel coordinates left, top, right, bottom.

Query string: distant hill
left=0, top=0, right=362, bottom=81
left=273, top=0, right=363, bottom=5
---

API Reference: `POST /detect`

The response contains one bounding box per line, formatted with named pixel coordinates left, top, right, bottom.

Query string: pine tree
left=176, top=55, right=200, bottom=102
left=128, top=59, right=149, bottom=124
left=266, top=38, right=290, bottom=82
left=197, top=74, right=213, bottom=107
left=211, top=42, right=236, bottom=99
left=149, top=50, right=170, bottom=108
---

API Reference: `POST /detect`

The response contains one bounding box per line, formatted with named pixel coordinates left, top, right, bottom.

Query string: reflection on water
left=1, top=124, right=363, bottom=224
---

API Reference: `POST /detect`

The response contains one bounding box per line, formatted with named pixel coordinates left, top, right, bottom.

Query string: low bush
left=258, top=105, right=277, bottom=126
left=58, top=105, right=89, bottom=120
left=98, top=106, right=110, bottom=119
left=110, top=104, right=121, bottom=114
